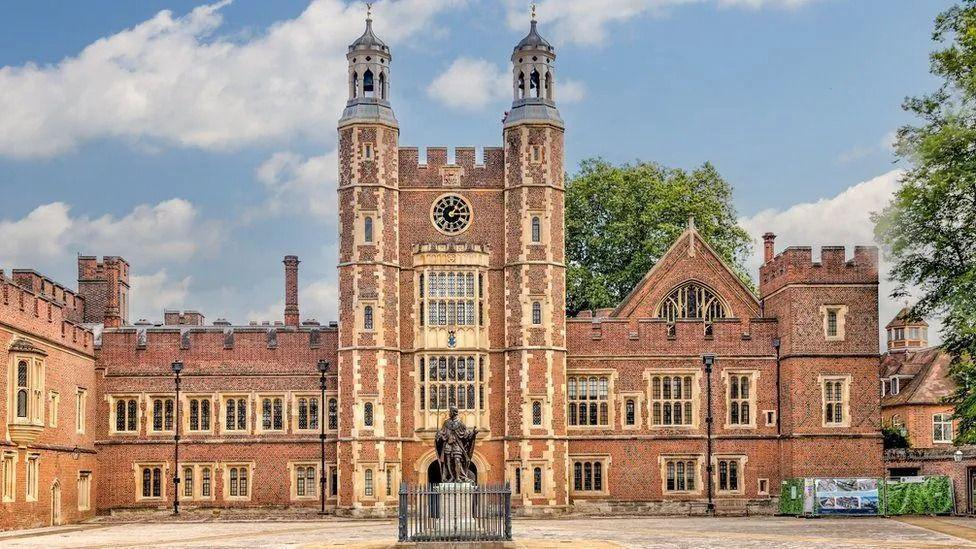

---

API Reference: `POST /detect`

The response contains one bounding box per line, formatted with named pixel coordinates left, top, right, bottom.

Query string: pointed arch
left=530, top=68, right=541, bottom=98
left=378, top=71, right=387, bottom=100
left=544, top=70, right=552, bottom=100
left=351, top=71, right=359, bottom=98
left=517, top=71, right=526, bottom=100
left=363, top=69, right=375, bottom=97
left=655, top=281, right=730, bottom=322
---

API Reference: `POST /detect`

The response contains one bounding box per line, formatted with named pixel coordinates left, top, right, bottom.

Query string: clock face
left=432, top=195, right=471, bottom=234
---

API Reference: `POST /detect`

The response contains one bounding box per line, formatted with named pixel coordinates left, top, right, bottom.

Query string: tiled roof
left=882, top=347, right=954, bottom=406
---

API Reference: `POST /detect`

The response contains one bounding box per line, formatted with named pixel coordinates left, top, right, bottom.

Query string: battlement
left=10, top=269, right=85, bottom=323
left=398, top=147, right=505, bottom=188
left=0, top=269, right=94, bottom=355
left=759, top=243, right=879, bottom=297
left=78, top=255, right=130, bottom=285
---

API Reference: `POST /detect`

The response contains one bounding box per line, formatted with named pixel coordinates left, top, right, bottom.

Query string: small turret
left=505, top=7, right=562, bottom=128
left=340, top=8, right=396, bottom=128
left=886, top=308, right=929, bottom=352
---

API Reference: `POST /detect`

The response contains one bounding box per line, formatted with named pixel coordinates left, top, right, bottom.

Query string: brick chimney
left=762, top=233, right=776, bottom=264
left=283, top=255, right=300, bottom=327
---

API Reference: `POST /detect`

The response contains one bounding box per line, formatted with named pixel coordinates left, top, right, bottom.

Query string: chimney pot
left=762, top=232, right=777, bottom=264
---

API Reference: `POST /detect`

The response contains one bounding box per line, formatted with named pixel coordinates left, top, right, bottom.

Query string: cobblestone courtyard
left=1, top=516, right=975, bottom=548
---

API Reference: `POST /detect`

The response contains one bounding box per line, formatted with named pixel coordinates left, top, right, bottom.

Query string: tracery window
left=419, top=355, right=484, bottom=411
left=572, top=460, right=605, bottom=493
left=114, top=397, right=138, bottom=433
left=727, top=374, right=753, bottom=427
left=262, top=397, right=284, bottom=431
left=328, top=397, right=338, bottom=430
left=717, top=458, right=742, bottom=493
left=420, top=271, right=480, bottom=327
left=651, top=375, right=695, bottom=427
left=151, top=398, right=175, bottom=432
left=567, top=375, right=609, bottom=426
left=656, top=282, right=728, bottom=322
left=188, top=398, right=211, bottom=431
left=297, top=397, right=319, bottom=431
left=224, top=397, right=247, bottom=431
left=228, top=466, right=249, bottom=498
left=664, top=458, right=697, bottom=493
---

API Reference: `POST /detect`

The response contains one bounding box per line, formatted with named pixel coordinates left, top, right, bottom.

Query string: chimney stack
left=762, top=233, right=776, bottom=264
left=283, top=255, right=300, bottom=327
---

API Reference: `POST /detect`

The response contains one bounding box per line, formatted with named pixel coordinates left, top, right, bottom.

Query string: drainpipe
left=773, top=338, right=782, bottom=436
left=703, top=353, right=716, bottom=516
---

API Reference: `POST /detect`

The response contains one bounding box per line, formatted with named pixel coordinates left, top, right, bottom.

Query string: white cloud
left=738, top=169, right=940, bottom=344
left=836, top=131, right=899, bottom=164
left=428, top=58, right=510, bottom=110
left=0, top=199, right=216, bottom=270
left=0, top=0, right=461, bottom=158
left=427, top=57, right=586, bottom=111
left=129, top=270, right=192, bottom=322
left=505, top=0, right=819, bottom=46
left=255, top=150, right=338, bottom=220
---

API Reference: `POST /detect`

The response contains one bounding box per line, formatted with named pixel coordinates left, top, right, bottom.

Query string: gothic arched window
left=517, top=72, right=525, bottom=100
left=378, top=72, right=387, bottom=100
left=364, top=216, right=373, bottom=243
left=544, top=71, right=552, bottom=100
left=530, top=69, right=540, bottom=98
left=656, top=282, right=729, bottom=322
left=351, top=71, right=358, bottom=98
left=531, top=216, right=541, bottom=242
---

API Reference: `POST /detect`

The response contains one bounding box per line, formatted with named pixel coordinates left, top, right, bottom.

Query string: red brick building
left=881, top=311, right=976, bottom=514
left=0, top=16, right=884, bottom=527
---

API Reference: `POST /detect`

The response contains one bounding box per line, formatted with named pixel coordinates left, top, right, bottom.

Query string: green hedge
left=884, top=476, right=954, bottom=515
left=779, top=478, right=804, bottom=515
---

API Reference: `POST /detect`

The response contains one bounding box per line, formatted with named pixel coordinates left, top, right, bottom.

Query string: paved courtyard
left=1, top=516, right=975, bottom=548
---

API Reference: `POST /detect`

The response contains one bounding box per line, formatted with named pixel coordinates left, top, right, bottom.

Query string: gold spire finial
left=366, top=2, right=373, bottom=20
left=531, top=3, right=537, bottom=22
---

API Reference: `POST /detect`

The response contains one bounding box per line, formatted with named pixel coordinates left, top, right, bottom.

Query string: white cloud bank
left=0, top=199, right=216, bottom=324
left=504, top=0, right=821, bottom=46
left=738, top=169, right=939, bottom=343
left=0, top=0, right=461, bottom=158
left=255, top=150, right=339, bottom=220
left=246, top=279, right=339, bottom=324
left=427, top=57, right=585, bottom=111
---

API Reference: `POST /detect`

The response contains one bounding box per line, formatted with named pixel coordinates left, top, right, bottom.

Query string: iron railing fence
left=398, top=482, right=511, bottom=542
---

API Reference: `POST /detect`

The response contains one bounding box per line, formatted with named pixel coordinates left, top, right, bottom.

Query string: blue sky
left=0, top=0, right=952, bottom=335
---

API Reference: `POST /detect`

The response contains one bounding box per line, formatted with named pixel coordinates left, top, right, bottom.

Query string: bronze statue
left=435, top=406, right=478, bottom=483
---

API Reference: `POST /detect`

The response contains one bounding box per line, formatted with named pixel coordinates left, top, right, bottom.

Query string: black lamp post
left=702, top=353, right=716, bottom=516
left=171, top=360, right=183, bottom=516
left=317, top=359, right=330, bottom=515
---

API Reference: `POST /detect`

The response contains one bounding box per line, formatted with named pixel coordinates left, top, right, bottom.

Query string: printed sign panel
left=815, top=478, right=880, bottom=515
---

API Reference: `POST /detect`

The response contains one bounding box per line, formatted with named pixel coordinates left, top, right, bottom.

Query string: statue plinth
left=435, top=482, right=477, bottom=538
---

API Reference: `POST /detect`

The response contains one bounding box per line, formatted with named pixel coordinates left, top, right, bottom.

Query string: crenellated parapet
left=0, top=269, right=94, bottom=355
left=97, top=323, right=338, bottom=375
left=759, top=245, right=879, bottom=298
left=398, top=147, right=505, bottom=188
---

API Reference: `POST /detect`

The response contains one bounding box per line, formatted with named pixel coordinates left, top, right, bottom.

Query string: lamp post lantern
left=171, top=360, right=184, bottom=516
left=702, top=353, right=716, bottom=516
left=317, top=359, right=330, bottom=514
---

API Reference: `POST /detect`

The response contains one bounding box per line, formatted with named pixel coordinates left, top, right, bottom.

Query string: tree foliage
left=872, top=1, right=976, bottom=442
left=565, top=158, right=752, bottom=315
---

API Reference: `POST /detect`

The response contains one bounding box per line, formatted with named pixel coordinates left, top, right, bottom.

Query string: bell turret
left=505, top=8, right=562, bottom=128
left=340, top=9, right=396, bottom=127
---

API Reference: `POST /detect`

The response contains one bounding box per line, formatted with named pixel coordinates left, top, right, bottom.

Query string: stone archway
left=427, top=460, right=479, bottom=485
left=415, top=449, right=490, bottom=486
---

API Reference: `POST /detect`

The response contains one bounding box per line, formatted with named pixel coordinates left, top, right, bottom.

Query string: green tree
left=872, top=2, right=976, bottom=442
left=565, top=158, right=752, bottom=315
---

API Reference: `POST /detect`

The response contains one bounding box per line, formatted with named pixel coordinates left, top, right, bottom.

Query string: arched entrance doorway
left=427, top=460, right=478, bottom=485
left=51, top=481, right=62, bottom=526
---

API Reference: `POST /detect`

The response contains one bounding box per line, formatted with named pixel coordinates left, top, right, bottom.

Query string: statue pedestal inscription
left=436, top=482, right=476, bottom=538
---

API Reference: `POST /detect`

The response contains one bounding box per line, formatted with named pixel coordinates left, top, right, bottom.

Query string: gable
left=612, top=228, right=760, bottom=320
